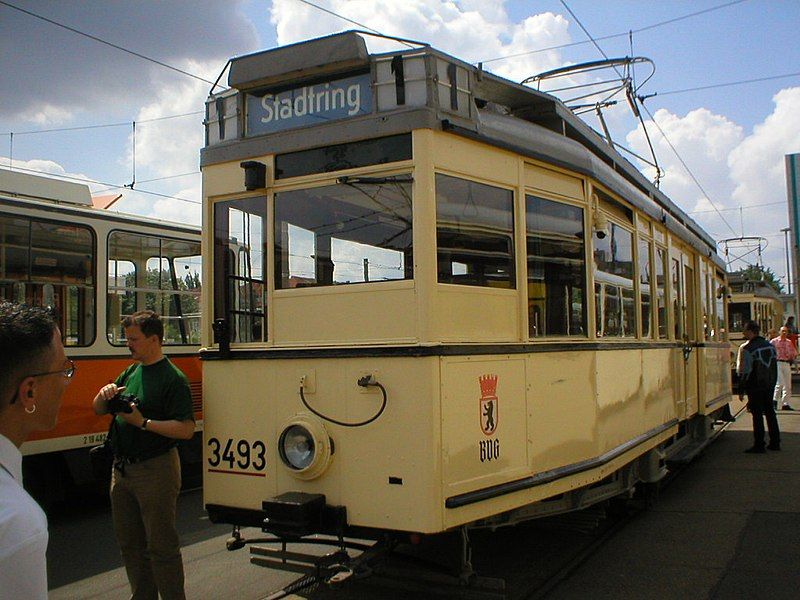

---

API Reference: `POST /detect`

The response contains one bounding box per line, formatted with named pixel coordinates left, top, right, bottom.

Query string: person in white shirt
left=0, top=303, right=73, bottom=600
left=770, top=326, right=798, bottom=410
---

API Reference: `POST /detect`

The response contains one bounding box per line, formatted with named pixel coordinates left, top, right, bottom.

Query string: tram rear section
left=199, top=32, right=732, bottom=592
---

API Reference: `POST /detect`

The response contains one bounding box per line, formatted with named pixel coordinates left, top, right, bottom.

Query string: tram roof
left=205, top=31, right=723, bottom=269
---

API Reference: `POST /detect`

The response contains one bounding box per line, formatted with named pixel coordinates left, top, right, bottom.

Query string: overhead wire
left=480, top=0, right=749, bottom=65
left=0, top=0, right=217, bottom=87
left=558, top=0, right=738, bottom=238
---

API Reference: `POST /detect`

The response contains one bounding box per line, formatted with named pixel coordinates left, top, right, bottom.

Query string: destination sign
left=246, top=73, right=372, bottom=136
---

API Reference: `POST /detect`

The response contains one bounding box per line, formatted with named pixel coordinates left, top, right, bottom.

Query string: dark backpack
left=741, top=337, right=777, bottom=392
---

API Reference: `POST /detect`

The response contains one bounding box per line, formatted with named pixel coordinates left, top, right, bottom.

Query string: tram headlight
left=277, top=414, right=333, bottom=480
left=280, top=425, right=315, bottom=470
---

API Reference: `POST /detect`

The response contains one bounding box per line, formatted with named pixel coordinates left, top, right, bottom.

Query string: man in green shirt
left=93, top=310, right=194, bottom=600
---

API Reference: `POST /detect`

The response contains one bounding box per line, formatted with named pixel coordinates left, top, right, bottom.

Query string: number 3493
left=207, top=437, right=266, bottom=471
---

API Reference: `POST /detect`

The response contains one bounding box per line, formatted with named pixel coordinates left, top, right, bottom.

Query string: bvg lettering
left=480, top=438, right=500, bottom=462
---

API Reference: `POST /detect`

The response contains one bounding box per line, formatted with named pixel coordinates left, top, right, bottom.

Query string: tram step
left=665, top=440, right=709, bottom=466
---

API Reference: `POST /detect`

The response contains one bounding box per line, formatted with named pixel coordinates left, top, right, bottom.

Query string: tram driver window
left=436, top=174, right=515, bottom=288
left=594, top=222, right=635, bottom=337
left=526, top=195, right=586, bottom=337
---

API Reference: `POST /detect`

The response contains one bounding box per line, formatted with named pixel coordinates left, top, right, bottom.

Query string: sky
left=2, top=0, right=800, bottom=286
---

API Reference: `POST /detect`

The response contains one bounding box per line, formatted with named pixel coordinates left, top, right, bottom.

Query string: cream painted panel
left=595, top=349, right=645, bottom=450
left=431, top=287, right=519, bottom=342
left=527, top=351, right=597, bottom=472
left=524, top=164, right=584, bottom=200
left=441, top=357, right=528, bottom=497
left=331, top=357, right=441, bottom=532
left=203, top=361, right=277, bottom=511
left=702, top=346, right=732, bottom=412
left=206, top=356, right=442, bottom=533
left=273, top=286, right=417, bottom=345
left=432, top=133, right=518, bottom=184
left=203, top=160, right=269, bottom=199
left=641, top=348, right=678, bottom=427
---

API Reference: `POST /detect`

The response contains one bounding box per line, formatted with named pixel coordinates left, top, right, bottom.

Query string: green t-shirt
left=111, top=357, right=194, bottom=460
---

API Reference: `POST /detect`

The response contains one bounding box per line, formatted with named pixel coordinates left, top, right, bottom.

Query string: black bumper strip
left=444, top=419, right=679, bottom=509
left=201, top=341, right=685, bottom=360
left=705, top=392, right=732, bottom=408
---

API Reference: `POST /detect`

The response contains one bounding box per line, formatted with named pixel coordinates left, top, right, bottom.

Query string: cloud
left=0, top=0, right=258, bottom=124
left=626, top=89, right=800, bottom=280
left=269, top=0, right=570, bottom=83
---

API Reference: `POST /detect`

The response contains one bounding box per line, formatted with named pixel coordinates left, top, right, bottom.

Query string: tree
left=734, top=265, right=784, bottom=294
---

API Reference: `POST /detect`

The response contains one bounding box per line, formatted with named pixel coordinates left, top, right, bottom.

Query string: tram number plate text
left=479, top=438, right=500, bottom=462
left=207, top=437, right=267, bottom=472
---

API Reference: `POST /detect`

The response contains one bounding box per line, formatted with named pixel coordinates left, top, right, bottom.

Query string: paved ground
left=549, top=396, right=800, bottom=600
left=49, top=395, right=800, bottom=599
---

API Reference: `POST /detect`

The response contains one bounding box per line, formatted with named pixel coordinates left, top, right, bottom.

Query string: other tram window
left=638, top=239, right=652, bottom=338
left=656, top=247, right=668, bottom=339
left=436, top=174, right=515, bottom=288
left=0, top=213, right=95, bottom=346
left=728, top=302, right=750, bottom=333
left=214, top=198, right=266, bottom=343
left=526, top=195, right=586, bottom=337
left=108, top=231, right=201, bottom=345
left=594, top=222, right=635, bottom=337
left=274, top=177, right=412, bottom=288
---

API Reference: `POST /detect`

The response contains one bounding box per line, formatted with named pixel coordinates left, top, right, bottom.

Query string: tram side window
left=0, top=213, right=95, bottom=346
left=656, top=247, right=668, bottom=339
left=214, top=198, right=266, bottom=343
left=526, top=195, right=586, bottom=337
left=436, top=174, right=515, bottom=288
left=672, top=258, right=683, bottom=339
left=594, top=222, right=635, bottom=337
left=638, top=239, right=653, bottom=338
left=274, top=177, right=412, bottom=288
left=714, top=276, right=726, bottom=341
left=108, top=232, right=201, bottom=345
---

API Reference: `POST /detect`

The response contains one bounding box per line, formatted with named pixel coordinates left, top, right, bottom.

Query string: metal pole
left=782, top=227, right=791, bottom=294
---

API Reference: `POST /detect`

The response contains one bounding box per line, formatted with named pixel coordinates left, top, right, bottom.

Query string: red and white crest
left=478, top=374, right=498, bottom=436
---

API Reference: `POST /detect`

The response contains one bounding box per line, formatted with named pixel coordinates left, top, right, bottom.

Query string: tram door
left=671, top=249, right=699, bottom=419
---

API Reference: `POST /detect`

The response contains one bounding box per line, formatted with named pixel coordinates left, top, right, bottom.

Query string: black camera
left=107, top=392, right=139, bottom=415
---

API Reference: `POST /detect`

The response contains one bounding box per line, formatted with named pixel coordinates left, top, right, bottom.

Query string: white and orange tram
left=0, top=168, right=203, bottom=502
left=199, top=32, right=731, bottom=573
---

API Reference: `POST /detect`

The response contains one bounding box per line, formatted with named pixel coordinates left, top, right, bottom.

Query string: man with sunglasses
left=0, top=302, right=73, bottom=599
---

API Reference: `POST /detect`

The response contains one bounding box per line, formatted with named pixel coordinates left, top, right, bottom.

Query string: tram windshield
left=274, top=177, right=413, bottom=288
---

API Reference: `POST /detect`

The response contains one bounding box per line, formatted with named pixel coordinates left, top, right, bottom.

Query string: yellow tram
left=727, top=271, right=784, bottom=346
left=200, top=32, right=731, bottom=568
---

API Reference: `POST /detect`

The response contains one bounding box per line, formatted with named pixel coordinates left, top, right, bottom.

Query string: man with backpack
left=737, top=320, right=781, bottom=453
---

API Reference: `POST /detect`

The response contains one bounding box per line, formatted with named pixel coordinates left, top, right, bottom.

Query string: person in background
left=0, top=303, right=73, bottom=599
left=783, top=316, right=798, bottom=335
left=738, top=320, right=780, bottom=453
left=92, top=310, right=194, bottom=600
left=770, top=326, right=796, bottom=410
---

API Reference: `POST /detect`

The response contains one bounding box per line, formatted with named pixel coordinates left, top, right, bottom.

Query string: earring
left=25, top=405, right=36, bottom=414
